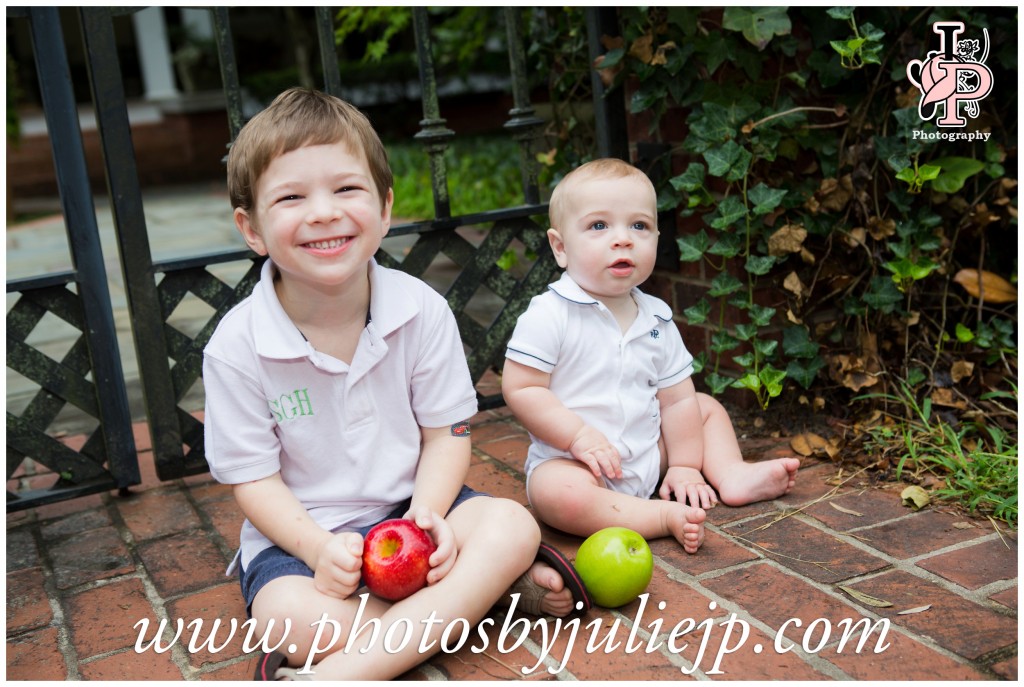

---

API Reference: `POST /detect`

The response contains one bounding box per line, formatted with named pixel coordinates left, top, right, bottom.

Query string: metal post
left=585, top=7, right=630, bottom=161
left=212, top=7, right=245, bottom=142
left=503, top=8, right=545, bottom=206
left=316, top=7, right=343, bottom=97
left=412, top=7, right=454, bottom=220
left=79, top=7, right=186, bottom=480
left=27, top=6, right=139, bottom=489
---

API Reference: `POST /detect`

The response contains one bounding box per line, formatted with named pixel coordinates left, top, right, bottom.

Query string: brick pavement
left=6, top=410, right=1018, bottom=681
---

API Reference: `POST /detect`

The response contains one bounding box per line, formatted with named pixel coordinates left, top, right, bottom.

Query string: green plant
left=387, top=136, right=525, bottom=219
left=857, top=382, right=1018, bottom=528
left=550, top=6, right=1018, bottom=416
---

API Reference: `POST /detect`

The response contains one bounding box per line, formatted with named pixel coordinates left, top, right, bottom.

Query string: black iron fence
left=5, top=6, right=630, bottom=510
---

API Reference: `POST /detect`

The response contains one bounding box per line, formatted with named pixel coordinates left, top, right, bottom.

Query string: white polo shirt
left=506, top=272, right=694, bottom=498
left=203, top=259, right=478, bottom=571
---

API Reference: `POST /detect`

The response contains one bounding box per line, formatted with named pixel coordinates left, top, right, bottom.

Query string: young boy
left=502, top=158, right=801, bottom=554
left=203, top=88, right=585, bottom=681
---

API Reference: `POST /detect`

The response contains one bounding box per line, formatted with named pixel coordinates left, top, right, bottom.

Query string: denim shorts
left=238, top=485, right=487, bottom=615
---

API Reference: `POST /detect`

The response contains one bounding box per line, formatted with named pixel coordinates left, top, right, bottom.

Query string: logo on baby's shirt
left=268, top=388, right=314, bottom=422
left=650, top=329, right=660, bottom=340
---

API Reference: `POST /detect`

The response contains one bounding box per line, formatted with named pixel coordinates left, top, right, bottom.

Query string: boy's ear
left=380, top=188, right=394, bottom=236
left=547, top=228, right=569, bottom=269
left=234, top=207, right=268, bottom=256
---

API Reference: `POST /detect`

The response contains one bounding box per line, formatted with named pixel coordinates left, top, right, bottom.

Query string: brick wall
left=7, top=108, right=231, bottom=200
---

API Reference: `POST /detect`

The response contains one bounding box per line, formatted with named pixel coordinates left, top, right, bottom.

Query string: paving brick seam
left=692, top=515, right=1004, bottom=665
left=784, top=512, right=1018, bottom=618
left=15, top=518, right=82, bottom=679
left=653, top=547, right=855, bottom=680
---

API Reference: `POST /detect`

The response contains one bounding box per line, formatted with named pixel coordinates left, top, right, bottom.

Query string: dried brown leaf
left=901, top=485, right=931, bottom=510
left=783, top=272, right=809, bottom=300
left=817, top=175, right=854, bottom=212
left=838, top=585, right=894, bottom=608
left=898, top=605, right=932, bottom=615
left=953, top=268, right=1017, bottom=303
left=930, top=387, right=967, bottom=409
left=867, top=216, right=896, bottom=240
left=768, top=224, right=808, bottom=256
left=791, top=432, right=829, bottom=457
left=830, top=502, right=864, bottom=517
left=629, top=34, right=654, bottom=64
left=845, top=227, right=867, bottom=249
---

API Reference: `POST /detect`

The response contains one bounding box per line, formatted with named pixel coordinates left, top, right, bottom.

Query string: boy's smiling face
left=234, top=141, right=393, bottom=296
left=547, top=173, right=659, bottom=304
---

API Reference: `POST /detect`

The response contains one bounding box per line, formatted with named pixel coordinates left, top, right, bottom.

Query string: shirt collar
left=547, top=271, right=673, bottom=323
left=251, top=258, right=419, bottom=361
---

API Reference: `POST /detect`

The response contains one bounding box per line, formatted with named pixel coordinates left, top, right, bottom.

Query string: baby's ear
left=546, top=228, right=569, bottom=269
left=235, top=207, right=268, bottom=256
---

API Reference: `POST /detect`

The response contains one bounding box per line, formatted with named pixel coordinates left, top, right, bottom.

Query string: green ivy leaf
left=691, top=350, right=708, bottom=374
left=930, top=156, right=986, bottom=194
left=710, top=330, right=741, bottom=353
left=884, top=256, right=939, bottom=291
left=862, top=276, right=903, bottom=313
left=731, top=372, right=762, bottom=393
left=748, top=304, right=777, bottom=327
left=827, top=7, right=856, bottom=21
left=683, top=299, right=712, bottom=325
left=709, top=195, right=748, bottom=230
left=600, top=47, right=626, bottom=70
left=708, top=233, right=742, bottom=259
left=734, top=323, right=758, bottom=341
left=759, top=364, right=787, bottom=397
left=782, top=325, right=819, bottom=358
left=704, top=372, right=734, bottom=395
left=753, top=337, right=779, bottom=358
left=748, top=183, right=788, bottom=215
left=704, top=140, right=752, bottom=182
left=670, top=163, right=707, bottom=192
left=733, top=352, right=755, bottom=368
left=677, top=230, right=710, bottom=262
left=708, top=272, right=745, bottom=297
left=955, top=322, right=975, bottom=343
left=722, top=6, right=791, bottom=50
left=745, top=254, right=777, bottom=276
left=786, top=357, right=824, bottom=389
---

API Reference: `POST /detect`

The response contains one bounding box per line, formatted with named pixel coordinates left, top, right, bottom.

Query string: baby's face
left=549, top=174, right=659, bottom=302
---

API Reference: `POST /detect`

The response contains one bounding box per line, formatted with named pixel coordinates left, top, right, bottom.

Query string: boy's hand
left=313, top=531, right=364, bottom=599
left=405, top=506, right=458, bottom=585
left=569, top=425, right=623, bottom=481
left=659, top=466, right=719, bottom=509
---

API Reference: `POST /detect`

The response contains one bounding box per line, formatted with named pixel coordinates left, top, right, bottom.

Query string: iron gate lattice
left=6, top=6, right=628, bottom=509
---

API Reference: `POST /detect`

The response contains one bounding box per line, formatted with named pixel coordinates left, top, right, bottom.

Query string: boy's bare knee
left=482, top=498, right=541, bottom=551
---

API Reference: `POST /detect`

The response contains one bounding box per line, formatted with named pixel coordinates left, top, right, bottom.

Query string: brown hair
left=226, top=87, right=393, bottom=212
left=548, top=158, right=654, bottom=229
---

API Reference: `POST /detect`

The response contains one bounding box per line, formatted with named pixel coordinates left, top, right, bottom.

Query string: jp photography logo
left=906, top=21, right=994, bottom=142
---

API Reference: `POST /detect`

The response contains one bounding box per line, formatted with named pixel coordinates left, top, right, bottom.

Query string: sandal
left=507, top=541, right=592, bottom=616
left=253, top=651, right=312, bottom=681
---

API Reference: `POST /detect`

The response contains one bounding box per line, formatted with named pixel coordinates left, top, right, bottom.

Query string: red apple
left=362, top=519, right=436, bottom=601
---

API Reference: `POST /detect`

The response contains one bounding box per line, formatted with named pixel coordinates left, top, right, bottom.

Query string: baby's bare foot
left=667, top=503, right=706, bottom=554
left=717, top=458, right=800, bottom=507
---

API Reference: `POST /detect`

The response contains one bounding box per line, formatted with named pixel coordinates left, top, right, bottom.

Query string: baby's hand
left=659, top=466, right=719, bottom=509
left=569, top=425, right=623, bottom=481
left=405, top=506, right=457, bottom=585
left=313, top=531, right=364, bottom=599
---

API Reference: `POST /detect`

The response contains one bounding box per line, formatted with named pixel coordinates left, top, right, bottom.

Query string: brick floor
left=4, top=418, right=1017, bottom=680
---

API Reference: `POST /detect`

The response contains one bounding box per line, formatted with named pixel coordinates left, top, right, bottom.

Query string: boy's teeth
left=307, top=238, right=346, bottom=249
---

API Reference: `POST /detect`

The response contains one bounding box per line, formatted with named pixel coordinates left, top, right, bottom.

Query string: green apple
left=574, top=527, right=653, bottom=608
